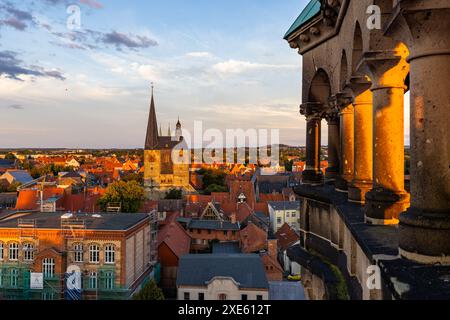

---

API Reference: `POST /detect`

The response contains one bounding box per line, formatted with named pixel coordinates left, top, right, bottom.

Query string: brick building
left=0, top=212, right=154, bottom=300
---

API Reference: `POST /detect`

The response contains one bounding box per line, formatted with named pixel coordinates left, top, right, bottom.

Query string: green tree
left=165, top=188, right=183, bottom=200
left=284, top=160, right=294, bottom=172
left=203, top=184, right=228, bottom=195
left=98, top=180, right=145, bottom=213
left=201, top=169, right=227, bottom=188
left=133, top=280, right=165, bottom=300
left=122, top=172, right=144, bottom=184
left=4, top=153, right=16, bottom=160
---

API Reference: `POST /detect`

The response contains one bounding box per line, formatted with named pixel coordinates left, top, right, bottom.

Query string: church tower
left=143, top=84, right=193, bottom=198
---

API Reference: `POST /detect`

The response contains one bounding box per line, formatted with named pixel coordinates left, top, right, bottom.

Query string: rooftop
left=0, top=212, right=149, bottom=231
left=176, top=254, right=269, bottom=289
left=284, top=0, right=321, bottom=40
left=268, top=201, right=301, bottom=211
left=187, top=219, right=240, bottom=231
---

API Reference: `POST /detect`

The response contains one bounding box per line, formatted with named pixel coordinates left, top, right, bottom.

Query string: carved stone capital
left=358, top=48, right=410, bottom=90
left=324, top=109, right=340, bottom=124
left=346, top=76, right=372, bottom=98
left=329, top=93, right=353, bottom=112
left=300, top=102, right=323, bottom=121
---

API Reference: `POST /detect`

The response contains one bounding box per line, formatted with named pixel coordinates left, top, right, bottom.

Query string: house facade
left=0, top=212, right=153, bottom=300
left=176, top=254, right=269, bottom=301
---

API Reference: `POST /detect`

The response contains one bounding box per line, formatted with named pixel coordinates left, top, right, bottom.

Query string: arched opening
left=340, top=50, right=348, bottom=91
left=308, top=69, right=331, bottom=105
left=352, top=22, right=363, bottom=74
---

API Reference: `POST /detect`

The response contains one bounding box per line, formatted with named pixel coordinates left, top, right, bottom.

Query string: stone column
left=300, top=103, right=324, bottom=184
left=390, top=5, right=450, bottom=264
left=331, top=93, right=354, bottom=192
left=361, top=47, right=410, bottom=225
left=347, top=77, right=373, bottom=204
left=324, top=109, right=340, bottom=181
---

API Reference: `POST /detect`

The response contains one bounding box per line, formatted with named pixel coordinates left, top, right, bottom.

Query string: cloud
left=79, top=0, right=103, bottom=9
left=0, top=18, right=27, bottom=31
left=8, top=104, right=24, bottom=110
left=50, top=28, right=157, bottom=52
left=101, top=31, right=158, bottom=50
left=0, top=50, right=65, bottom=81
left=4, top=5, right=33, bottom=21
left=212, top=59, right=296, bottom=75
left=186, top=51, right=212, bottom=58
left=0, top=3, right=35, bottom=31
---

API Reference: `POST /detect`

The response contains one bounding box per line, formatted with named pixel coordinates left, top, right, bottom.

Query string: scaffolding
left=149, top=209, right=158, bottom=266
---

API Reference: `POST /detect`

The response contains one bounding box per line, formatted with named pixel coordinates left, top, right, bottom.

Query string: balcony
left=289, top=183, right=450, bottom=300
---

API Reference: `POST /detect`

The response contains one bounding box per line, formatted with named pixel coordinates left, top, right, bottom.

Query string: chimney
left=268, top=239, right=278, bottom=259
left=231, top=213, right=237, bottom=224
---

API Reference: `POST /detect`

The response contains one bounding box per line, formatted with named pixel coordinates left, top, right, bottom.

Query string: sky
left=0, top=0, right=409, bottom=149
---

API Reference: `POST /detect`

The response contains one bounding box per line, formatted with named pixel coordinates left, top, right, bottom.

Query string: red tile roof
left=275, top=223, right=300, bottom=251
left=239, top=223, right=267, bottom=253
left=158, top=221, right=191, bottom=259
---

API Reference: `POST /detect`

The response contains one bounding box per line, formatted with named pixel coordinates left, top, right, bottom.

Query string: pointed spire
left=168, top=123, right=171, bottom=136
left=145, top=83, right=158, bottom=149
left=176, top=116, right=181, bottom=128
left=159, top=124, right=162, bottom=137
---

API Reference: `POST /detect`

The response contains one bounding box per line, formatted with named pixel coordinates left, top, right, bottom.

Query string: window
left=277, top=217, right=282, bottom=225
left=74, top=243, right=83, bottom=263
left=23, top=243, right=34, bottom=262
left=207, top=230, right=212, bottom=235
left=89, top=244, right=100, bottom=263
left=291, top=213, right=296, bottom=218
left=256, top=295, right=263, bottom=300
left=104, top=245, right=115, bottom=264
left=42, top=258, right=55, bottom=278
left=184, top=292, right=190, bottom=300
left=0, top=269, right=2, bottom=288
left=9, top=243, right=19, bottom=261
left=104, top=271, right=114, bottom=290
left=218, top=294, right=227, bottom=300
left=0, top=242, right=3, bottom=261
left=42, top=292, right=55, bottom=300
left=10, top=269, right=18, bottom=287
left=88, top=271, right=98, bottom=290
left=198, top=292, right=204, bottom=300
left=241, top=294, right=248, bottom=301
left=223, top=231, right=228, bottom=236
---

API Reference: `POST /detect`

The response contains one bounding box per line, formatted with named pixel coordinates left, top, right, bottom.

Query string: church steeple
left=168, top=123, right=171, bottom=137
left=145, top=83, right=158, bottom=149
left=176, top=116, right=182, bottom=141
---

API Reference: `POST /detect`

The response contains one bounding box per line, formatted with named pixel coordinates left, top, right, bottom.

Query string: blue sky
left=0, top=1, right=409, bottom=148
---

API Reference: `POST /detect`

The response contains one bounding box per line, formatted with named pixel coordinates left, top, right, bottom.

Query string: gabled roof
left=240, top=223, right=267, bottom=254
left=3, top=170, right=33, bottom=184
left=275, top=223, right=300, bottom=252
left=284, top=0, right=321, bottom=40
left=158, top=221, right=191, bottom=259
left=176, top=254, right=269, bottom=289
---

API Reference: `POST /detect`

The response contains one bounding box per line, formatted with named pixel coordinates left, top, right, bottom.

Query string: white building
left=176, top=254, right=269, bottom=301
left=268, top=201, right=301, bottom=234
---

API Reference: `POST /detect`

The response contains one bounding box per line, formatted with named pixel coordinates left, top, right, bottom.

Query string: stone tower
left=143, top=85, right=193, bottom=198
